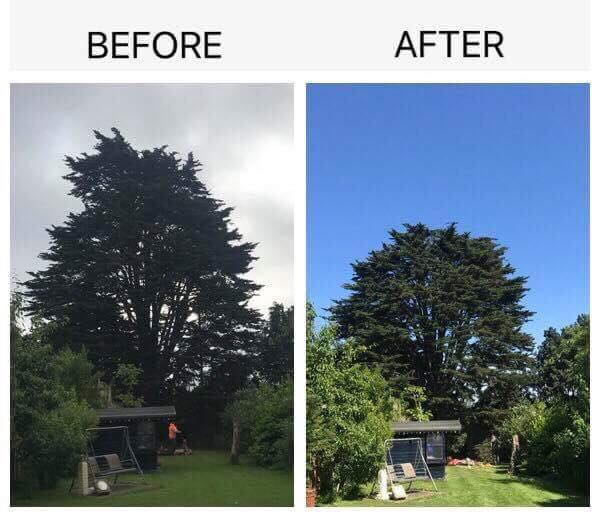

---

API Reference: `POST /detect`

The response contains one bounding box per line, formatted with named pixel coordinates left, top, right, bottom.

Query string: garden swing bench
left=384, top=437, right=438, bottom=492
left=70, top=426, right=146, bottom=493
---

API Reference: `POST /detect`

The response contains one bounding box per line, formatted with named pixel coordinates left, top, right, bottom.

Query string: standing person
left=168, top=421, right=181, bottom=455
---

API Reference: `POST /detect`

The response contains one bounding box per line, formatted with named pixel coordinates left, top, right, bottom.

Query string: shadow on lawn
left=493, top=468, right=589, bottom=507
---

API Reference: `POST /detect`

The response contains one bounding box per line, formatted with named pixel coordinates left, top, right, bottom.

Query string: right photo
left=306, top=84, right=589, bottom=507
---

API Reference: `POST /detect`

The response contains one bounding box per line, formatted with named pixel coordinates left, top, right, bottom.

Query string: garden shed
left=94, top=406, right=176, bottom=471
left=390, top=420, right=462, bottom=480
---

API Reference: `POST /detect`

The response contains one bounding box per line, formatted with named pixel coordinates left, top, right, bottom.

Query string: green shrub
left=473, top=440, right=494, bottom=463
left=224, top=377, right=293, bottom=470
left=11, top=340, right=98, bottom=490
left=248, top=378, right=294, bottom=469
left=306, top=322, right=393, bottom=501
left=448, top=433, right=467, bottom=458
left=112, top=363, right=145, bottom=408
left=499, top=401, right=589, bottom=490
left=11, top=295, right=98, bottom=491
left=498, top=316, right=590, bottom=490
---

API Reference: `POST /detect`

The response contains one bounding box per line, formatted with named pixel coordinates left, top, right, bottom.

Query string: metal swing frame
left=384, top=437, right=438, bottom=492
left=70, top=425, right=146, bottom=493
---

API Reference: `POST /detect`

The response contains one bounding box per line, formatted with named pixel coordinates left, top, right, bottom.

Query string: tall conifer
left=330, top=223, right=535, bottom=423
left=25, top=129, right=261, bottom=403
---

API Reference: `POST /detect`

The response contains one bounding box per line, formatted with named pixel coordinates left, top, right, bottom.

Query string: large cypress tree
left=330, top=223, right=535, bottom=424
left=25, top=129, right=261, bottom=403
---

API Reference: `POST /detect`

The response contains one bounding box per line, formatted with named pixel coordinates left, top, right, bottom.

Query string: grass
left=12, top=450, right=293, bottom=507
left=327, top=465, right=589, bottom=507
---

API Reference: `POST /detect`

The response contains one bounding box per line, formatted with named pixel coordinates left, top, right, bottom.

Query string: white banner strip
left=10, top=0, right=590, bottom=71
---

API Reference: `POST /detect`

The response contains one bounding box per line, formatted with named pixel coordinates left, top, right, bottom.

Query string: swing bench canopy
left=97, top=406, right=176, bottom=423
left=391, top=420, right=462, bottom=434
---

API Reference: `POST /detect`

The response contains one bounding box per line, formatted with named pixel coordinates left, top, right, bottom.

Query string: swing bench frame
left=384, top=437, right=438, bottom=493
left=70, top=426, right=146, bottom=493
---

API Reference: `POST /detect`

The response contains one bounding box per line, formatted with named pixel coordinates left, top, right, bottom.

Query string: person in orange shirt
left=168, top=421, right=181, bottom=455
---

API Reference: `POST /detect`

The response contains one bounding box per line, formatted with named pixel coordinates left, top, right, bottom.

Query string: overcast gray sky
left=11, top=83, right=294, bottom=316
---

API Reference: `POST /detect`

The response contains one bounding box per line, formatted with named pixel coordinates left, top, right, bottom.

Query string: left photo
left=10, top=83, right=294, bottom=507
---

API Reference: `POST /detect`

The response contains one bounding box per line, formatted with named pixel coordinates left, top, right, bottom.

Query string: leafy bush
left=499, top=401, right=589, bottom=490
left=499, top=314, right=590, bottom=491
left=112, top=363, right=145, bottom=407
left=11, top=337, right=98, bottom=490
left=473, top=440, right=494, bottom=463
left=306, top=321, right=393, bottom=501
left=11, top=293, right=98, bottom=492
left=391, top=385, right=432, bottom=422
left=224, top=377, right=293, bottom=470
left=447, top=433, right=467, bottom=458
left=249, top=378, right=294, bottom=469
left=498, top=402, right=548, bottom=468
left=27, top=399, right=97, bottom=489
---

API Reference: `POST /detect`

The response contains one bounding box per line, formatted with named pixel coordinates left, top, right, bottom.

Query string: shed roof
left=97, top=406, right=176, bottom=422
left=391, top=419, right=462, bottom=434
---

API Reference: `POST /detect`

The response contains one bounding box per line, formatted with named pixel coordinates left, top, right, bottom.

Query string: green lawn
left=328, top=465, right=588, bottom=507
left=12, top=450, right=293, bottom=507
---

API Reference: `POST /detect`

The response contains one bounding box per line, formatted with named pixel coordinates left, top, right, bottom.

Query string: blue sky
left=307, top=84, right=589, bottom=346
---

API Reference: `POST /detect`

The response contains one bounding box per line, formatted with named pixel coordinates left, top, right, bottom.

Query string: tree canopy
left=330, top=223, right=535, bottom=427
left=24, top=129, right=261, bottom=404
left=257, top=303, right=294, bottom=384
left=536, top=314, right=589, bottom=411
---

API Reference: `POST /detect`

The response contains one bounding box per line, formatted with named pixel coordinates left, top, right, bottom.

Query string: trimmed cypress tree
left=330, top=223, right=535, bottom=425
left=24, top=129, right=261, bottom=403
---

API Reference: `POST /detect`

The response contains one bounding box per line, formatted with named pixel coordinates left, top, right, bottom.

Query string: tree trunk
left=508, top=434, right=519, bottom=475
left=230, top=417, right=240, bottom=465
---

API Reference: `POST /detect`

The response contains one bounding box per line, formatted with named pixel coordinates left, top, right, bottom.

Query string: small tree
left=11, top=293, right=98, bottom=491
left=307, top=318, right=393, bottom=501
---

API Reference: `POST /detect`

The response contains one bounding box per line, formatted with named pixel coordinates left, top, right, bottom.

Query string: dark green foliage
left=306, top=307, right=393, bottom=501
left=112, top=363, right=145, bottom=408
left=537, top=315, right=589, bottom=490
left=224, top=377, right=294, bottom=469
left=257, top=303, right=294, bottom=384
left=473, top=440, right=494, bottom=463
left=330, top=223, right=535, bottom=431
left=447, top=432, right=467, bottom=457
left=537, top=314, right=589, bottom=411
left=23, top=129, right=261, bottom=404
left=11, top=292, right=98, bottom=491
left=248, top=378, right=294, bottom=469
left=391, top=385, right=432, bottom=422
left=499, top=315, right=589, bottom=490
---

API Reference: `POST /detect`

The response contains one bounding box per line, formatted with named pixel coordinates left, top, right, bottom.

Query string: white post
left=376, top=468, right=389, bottom=500
left=79, top=460, right=93, bottom=496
